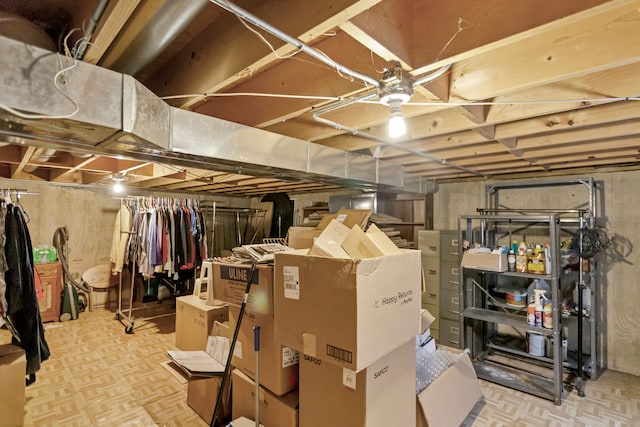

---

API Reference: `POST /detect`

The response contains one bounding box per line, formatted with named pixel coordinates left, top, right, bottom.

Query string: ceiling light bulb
left=388, top=100, right=406, bottom=138
left=113, top=181, right=124, bottom=193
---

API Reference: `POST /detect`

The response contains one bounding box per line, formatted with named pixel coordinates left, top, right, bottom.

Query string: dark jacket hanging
left=4, top=204, right=50, bottom=375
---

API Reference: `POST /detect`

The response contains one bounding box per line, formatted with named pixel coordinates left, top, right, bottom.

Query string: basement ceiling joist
left=0, top=0, right=638, bottom=197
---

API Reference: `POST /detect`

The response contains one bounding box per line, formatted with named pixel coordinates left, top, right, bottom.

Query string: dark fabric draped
left=4, top=204, right=50, bottom=375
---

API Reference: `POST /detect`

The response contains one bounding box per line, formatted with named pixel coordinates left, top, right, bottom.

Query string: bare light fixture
left=112, top=172, right=125, bottom=193
left=378, top=66, right=413, bottom=139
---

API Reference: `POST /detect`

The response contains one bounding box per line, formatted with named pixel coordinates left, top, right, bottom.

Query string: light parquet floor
left=1, top=304, right=639, bottom=426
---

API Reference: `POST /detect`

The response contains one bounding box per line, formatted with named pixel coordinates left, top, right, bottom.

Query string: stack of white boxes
left=273, top=219, right=422, bottom=427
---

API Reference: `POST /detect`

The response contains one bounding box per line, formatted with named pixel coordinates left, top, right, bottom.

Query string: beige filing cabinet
left=418, top=230, right=461, bottom=347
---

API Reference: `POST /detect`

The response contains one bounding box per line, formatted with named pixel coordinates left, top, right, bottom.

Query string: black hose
left=52, top=227, right=91, bottom=294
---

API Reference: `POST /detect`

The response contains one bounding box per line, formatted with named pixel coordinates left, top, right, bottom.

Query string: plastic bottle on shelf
left=533, top=289, right=546, bottom=326
left=543, top=298, right=553, bottom=329
left=527, top=279, right=551, bottom=306
left=544, top=243, right=552, bottom=274
left=516, top=242, right=528, bottom=272
left=573, top=281, right=591, bottom=312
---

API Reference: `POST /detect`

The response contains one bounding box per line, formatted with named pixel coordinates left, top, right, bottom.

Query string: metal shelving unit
left=459, top=178, right=605, bottom=405
left=459, top=214, right=565, bottom=404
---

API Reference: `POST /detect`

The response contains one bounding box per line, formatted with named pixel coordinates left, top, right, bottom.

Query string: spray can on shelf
left=507, top=250, right=516, bottom=271
left=527, top=304, right=536, bottom=326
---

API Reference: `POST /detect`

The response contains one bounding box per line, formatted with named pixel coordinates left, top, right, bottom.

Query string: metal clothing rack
left=206, top=204, right=267, bottom=257
left=115, top=196, right=203, bottom=334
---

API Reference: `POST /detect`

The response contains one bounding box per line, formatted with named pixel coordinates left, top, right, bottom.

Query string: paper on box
left=274, top=249, right=421, bottom=372
left=299, top=340, right=415, bottom=427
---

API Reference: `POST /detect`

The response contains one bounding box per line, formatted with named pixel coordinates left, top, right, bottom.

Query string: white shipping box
left=299, top=339, right=415, bottom=427
left=274, top=249, right=421, bottom=372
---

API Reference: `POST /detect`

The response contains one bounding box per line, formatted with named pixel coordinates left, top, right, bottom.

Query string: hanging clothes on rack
left=2, top=191, right=50, bottom=379
left=109, top=196, right=208, bottom=279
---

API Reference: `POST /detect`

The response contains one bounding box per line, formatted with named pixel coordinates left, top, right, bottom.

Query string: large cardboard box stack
left=211, top=258, right=300, bottom=403
left=232, top=369, right=298, bottom=427
left=175, top=295, right=229, bottom=350
left=274, top=219, right=422, bottom=426
left=0, top=344, right=26, bottom=427
left=228, top=305, right=299, bottom=395
left=273, top=235, right=421, bottom=369
left=300, top=340, right=415, bottom=427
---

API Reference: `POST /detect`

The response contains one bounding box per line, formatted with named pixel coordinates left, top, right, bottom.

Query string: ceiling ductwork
left=109, top=0, right=211, bottom=76
left=0, top=35, right=431, bottom=194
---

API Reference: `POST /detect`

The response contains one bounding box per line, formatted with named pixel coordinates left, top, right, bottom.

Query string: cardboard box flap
left=0, top=344, right=25, bottom=362
left=341, top=224, right=385, bottom=259
left=308, top=219, right=351, bottom=258
left=365, top=223, right=403, bottom=256
left=417, top=351, right=482, bottom=427
left=316, top=209, right=371, bottom=231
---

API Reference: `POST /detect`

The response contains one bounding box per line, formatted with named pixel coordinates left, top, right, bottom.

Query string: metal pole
left=253, top=326, right=261, bottom=427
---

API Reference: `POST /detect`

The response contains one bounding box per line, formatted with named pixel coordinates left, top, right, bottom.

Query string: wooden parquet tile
left=2, top=303, right=639, bottom=426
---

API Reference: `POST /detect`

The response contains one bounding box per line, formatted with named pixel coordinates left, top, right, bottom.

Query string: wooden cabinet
left=35, top=262, right=62, bottom=323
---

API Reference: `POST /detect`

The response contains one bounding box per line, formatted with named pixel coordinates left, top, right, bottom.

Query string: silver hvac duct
left=0, top=35, right=421, bottom=193
left=110, top=0, right=210, bottom=75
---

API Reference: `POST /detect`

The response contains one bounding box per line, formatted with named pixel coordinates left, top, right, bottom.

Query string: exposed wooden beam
left=450, top=1, right=640, bottom=100
left=82, top=0, right=142, bottom=64
left=11, top=146, right=36, bottom=179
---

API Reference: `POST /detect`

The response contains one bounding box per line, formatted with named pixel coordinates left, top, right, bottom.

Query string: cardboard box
left=316, top=209, right=371, bottom=231
left=0, top=344, right=26, bottom=427
left=187, top=375, right=230, bottom=424
left=227, top=305, right=299, bottom=396
left=286, top=227, right=321, bottom=250
left=460, top=251, right=507, bottom=272
left=175, top=295, right=229, bottom=350
left=232, top=369, right=299, bottom=427
left=274, top=249, right=421, bottom=372
left=213, top=262, right=274, bottom=315
left=299, top=340, right=415, bottom=427
left=416, top=349, right=482, bottom=427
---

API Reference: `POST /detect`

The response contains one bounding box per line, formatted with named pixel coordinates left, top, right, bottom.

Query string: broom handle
left=211, top=262, right=258, bottom=427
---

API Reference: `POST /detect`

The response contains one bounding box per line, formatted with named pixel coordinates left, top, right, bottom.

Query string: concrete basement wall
left=433, top=170, right=640, bottom=377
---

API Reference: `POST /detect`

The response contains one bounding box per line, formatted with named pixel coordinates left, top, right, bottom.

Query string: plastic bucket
left=527, top=332, right=545, bottom=356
